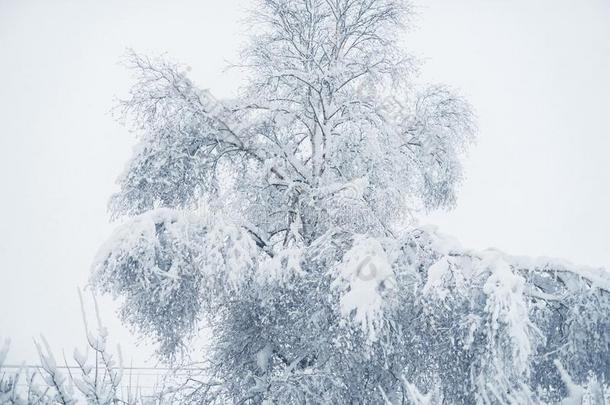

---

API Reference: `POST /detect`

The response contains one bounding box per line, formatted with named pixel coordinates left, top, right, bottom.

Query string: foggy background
left=1, top=0, right=609, bottom=365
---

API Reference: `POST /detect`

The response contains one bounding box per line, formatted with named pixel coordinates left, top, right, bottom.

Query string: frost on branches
left=91, top=0, right=610, bottom=403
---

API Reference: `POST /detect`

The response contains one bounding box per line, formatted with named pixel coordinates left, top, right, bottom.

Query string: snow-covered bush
left=91, top=0, right=610, bottom=403
left=0, top=293, right=176, bottom=404
left=0, top=342, right=54, bottom=405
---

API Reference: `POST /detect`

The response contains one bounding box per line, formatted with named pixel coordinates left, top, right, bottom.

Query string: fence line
left=1, top=365, right=205, bottom=372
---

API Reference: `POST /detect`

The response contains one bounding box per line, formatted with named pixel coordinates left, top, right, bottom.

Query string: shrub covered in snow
left=0, top=293, right=180, bottom=404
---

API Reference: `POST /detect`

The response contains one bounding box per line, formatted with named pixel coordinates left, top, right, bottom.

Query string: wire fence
left=1, top=364, right=209, bottom=398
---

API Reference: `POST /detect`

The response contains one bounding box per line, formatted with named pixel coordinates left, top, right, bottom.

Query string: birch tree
left=92, top=0, right=610, bottom=403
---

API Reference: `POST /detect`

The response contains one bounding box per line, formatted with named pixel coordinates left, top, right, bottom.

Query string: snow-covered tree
left=92, top=0, right=610, bottom=403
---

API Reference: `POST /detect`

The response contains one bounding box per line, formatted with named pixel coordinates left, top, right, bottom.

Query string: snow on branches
left=332, top=236, right=396, bottom=343
left=92, top=208, right=259, bottom=356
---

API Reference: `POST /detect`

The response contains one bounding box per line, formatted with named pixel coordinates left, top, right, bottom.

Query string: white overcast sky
left=1, top=0, right=609, bottom=364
